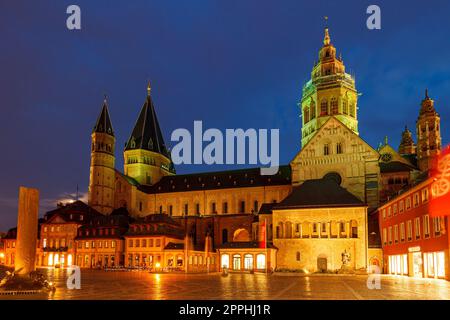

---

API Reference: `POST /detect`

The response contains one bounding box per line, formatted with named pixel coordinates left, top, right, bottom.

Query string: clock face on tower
left=381, top=153, right=393, bottom=162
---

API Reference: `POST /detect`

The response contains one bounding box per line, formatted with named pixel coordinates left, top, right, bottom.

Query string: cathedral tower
left=123, top=82, right=175, bottom=186
left=398, top=125, right=416, bottom=155
left=416, top=89, right=442, bottom=172
left=88, top=97, right=116, bottom=215
left=300, top=27, right=359, bottom=147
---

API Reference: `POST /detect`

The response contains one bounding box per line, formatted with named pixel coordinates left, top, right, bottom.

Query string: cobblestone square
left=2, top=269, right=450, bottom=300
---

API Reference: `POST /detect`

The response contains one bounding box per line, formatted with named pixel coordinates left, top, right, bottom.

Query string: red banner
left=259, top=220, right=266, bottom=249
left=430, top=145, right=450, bottom=217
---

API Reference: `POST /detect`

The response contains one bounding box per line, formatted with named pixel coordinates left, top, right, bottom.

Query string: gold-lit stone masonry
left=416, top=89, right=442, bottom=171
left=15, top=186, right=39, bottom=275
left=88, top=97, right=116, bottom=215
left=300, top=27, right=359, bottom=148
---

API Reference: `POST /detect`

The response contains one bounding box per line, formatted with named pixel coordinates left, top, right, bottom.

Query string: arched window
left=296, top=252, right=301, bottom=261
left=320, top=99, right=328, bottom=115
left=304, top=107, right=310, bottom=124
left=350, top=102, right=355, bottom=117
left=221, top=254, right=230, bottom=269
left=222, top=229, right=228, bottom=244
left=233, top=254, right=241, bottom=270
left=310, top=101, right=316, bottom=119
left=244, top=254, right=253, bottom=270
left=330, top=97, right=338, bottom=115
left=342, top=98, right=348, bottom=115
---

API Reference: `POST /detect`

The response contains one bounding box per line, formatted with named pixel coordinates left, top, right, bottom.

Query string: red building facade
left=378, top=176, right=448, bottom=280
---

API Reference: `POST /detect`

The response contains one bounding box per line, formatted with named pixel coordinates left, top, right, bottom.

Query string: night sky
left=1, top=0, right=449, bottom=231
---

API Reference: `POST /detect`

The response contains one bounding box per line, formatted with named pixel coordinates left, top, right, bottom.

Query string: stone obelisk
left=15, top=186, right=39, bottom=275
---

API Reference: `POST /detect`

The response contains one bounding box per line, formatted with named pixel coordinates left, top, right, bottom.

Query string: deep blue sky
left=0, top=0, right=449, bottom=231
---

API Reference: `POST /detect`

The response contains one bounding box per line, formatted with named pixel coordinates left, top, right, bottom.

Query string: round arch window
left=323, top=172, right=342, bottom=185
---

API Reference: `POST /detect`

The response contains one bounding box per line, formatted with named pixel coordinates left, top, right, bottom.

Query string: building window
left=422, top=188, right=429, bottom=203
left=382, top=209, right=386, bottom=219
left=406, top=197, right=411, bottom=210
left=330, top=98, right=338, bottom=115
left=382, top=228, right=387, bottom=245
left=414, top=217, right=421, bottom=240
left=407, top=220, right=413, bottom=241
left=342, top=98, right=348, bottom=114
left=388, top=207, right=392, bottom=217
left=211, top=202, right=216, bottom=214
left=388, top=226, right=392, bottom=245
left=413, top=193, right=420, bottom=207
left=196, top=203, right=200, bottom=215
left=222, top=229, right=228, bottom=244
left=184, top=204, right=189, bottom=216
left=393, top=204, right=398, bottom=215
left=424, top=215, right=430, bottom=238
left=399, top=201, right=404, bottom=213
left=336, top=143, right=343, bottom=154
left=400, top=223, right=405, bottom=242
left=434, top=217, right=442, bottom=236
left=156, top=239, right=161, bottom=247
left=253, top=200, right=258, bottom=213
left=233, top=254, right=241, bottom=271
left=112, top=241, right=116, bottom=248
left=303, top=107, right=310, bottom=124
left=223, top=202, right=228, bottom=214
left=240, top=201, right=245, bottom=213
left=135, top=239, right=140, bottom=248
left=159, top=205, right=163, bottom=214
left=85, top=241, right=89, bottom=249
left=296, top=252, right=301, bottom=262
left=394, top=225, right=399, bottom=244
left=349, top=102, right=355, bottom=117
left=324, top=144, right=330, bottom=156
left=128, top=240, right=133, bottom=248
left=320, top=99, right=328, bottom=115
left=310, top=101, right=316, bottom=119
left=169, top=205, right=173, bottom=216
left=139, top=202, right=143, bottom=212
left=142, top=239, right=147, bottom=247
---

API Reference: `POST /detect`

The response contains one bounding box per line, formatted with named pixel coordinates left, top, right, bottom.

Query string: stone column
left=15, top=186, right=39, bottom=275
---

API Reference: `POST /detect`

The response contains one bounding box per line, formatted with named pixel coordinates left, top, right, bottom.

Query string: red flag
left=430, top=145, right=450, bottom=217
left=259, top=220, right=266, bottom=249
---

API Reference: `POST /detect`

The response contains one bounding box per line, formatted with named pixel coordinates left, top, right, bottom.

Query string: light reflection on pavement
left=1, top=268, right=450, bottom=300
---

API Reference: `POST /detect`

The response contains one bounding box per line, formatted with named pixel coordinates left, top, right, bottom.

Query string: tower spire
left=323, top=16, right=330, bottom=45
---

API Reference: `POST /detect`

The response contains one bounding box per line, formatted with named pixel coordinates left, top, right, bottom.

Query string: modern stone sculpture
left=15, top=186, right=39, bottom=275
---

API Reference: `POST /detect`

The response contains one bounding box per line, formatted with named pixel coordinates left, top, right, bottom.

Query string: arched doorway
left=317, top=254, right=328, bottom=272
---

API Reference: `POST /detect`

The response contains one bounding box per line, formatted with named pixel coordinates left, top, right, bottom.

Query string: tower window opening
left=320, top=100, right=328, bottom=116
left=331, top=98, right=338, bottom=115
left=324, top=144, right=330, bottom=156
left=336, top=143, right=343, bottom=154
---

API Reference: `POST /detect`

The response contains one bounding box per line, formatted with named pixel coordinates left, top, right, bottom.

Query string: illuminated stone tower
left=123, top=82, right=175, bottom=186
left=416, top=89, right=442, bottom=172
left=300, top=27, right=359, bottom=147
left=398, top=125, right=416, bottom=155
left=88, top=97, right=116, bottom=215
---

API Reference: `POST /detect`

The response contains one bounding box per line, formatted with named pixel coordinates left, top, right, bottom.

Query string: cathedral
left=0, top=27, right=443, bottom=274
